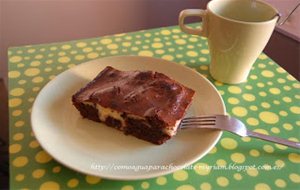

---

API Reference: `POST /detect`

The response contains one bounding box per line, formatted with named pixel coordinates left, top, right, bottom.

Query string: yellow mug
left=179, top=0, right=279, bottom=84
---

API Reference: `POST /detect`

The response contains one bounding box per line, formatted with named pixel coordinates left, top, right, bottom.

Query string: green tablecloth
left=8, top=25, right=300, bottom=190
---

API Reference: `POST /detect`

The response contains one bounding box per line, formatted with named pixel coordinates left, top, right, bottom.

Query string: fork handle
left=247, top=130, right=300, bottom=149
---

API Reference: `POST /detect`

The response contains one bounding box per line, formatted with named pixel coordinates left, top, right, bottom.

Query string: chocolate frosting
left=72, top=66, right=195, bottom=126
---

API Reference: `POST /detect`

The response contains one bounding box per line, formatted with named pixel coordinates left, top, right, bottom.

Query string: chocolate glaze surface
left=72, top=66, right=195, bottom=126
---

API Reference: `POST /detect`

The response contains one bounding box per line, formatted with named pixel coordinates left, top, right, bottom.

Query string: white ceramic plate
left=31, top=55, right=225, bottom=180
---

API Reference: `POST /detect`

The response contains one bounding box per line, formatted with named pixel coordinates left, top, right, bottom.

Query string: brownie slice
left=72, top=66, right=195, bottom=144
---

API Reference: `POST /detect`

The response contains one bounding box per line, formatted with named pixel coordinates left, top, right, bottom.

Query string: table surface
left=8, top=25, right=300, bottom=190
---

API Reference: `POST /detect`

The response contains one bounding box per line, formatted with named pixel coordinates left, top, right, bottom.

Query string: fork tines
left=181, top=115, right=216, bottom=126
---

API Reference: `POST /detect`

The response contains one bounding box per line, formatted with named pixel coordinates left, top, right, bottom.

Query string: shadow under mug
left=179, top=0, right=279, bottom=84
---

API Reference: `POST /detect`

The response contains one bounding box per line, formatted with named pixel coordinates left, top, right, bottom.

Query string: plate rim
left=31, top=55, right=226, bottom=180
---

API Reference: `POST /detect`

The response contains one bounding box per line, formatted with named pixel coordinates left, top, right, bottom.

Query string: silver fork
left=180, top=115, right=300, bottom=149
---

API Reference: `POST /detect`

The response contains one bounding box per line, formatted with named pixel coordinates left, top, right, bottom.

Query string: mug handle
left=179, top=9, right=207, bottom=37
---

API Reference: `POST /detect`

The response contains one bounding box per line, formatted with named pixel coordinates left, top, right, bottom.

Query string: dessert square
left=72, top=66, right=195, bottom=144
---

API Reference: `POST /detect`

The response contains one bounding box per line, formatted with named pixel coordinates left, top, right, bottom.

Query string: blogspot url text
left=90, top=162, right=283, bottom=172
